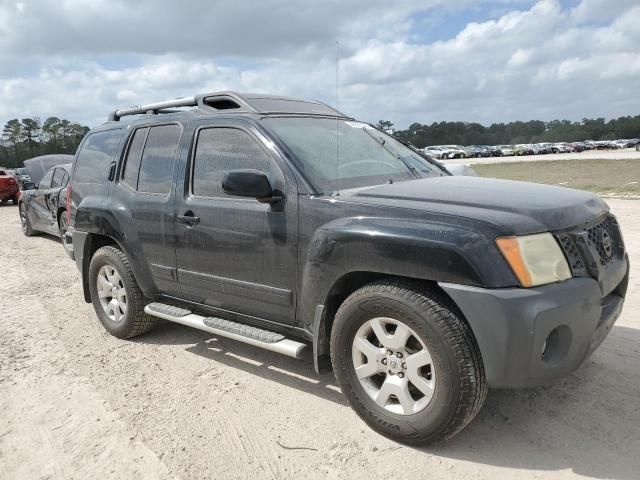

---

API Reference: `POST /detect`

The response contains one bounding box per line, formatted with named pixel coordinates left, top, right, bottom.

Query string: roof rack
left=107, top=91, right=347, bottom=121
left=108, top=97, right=197, bottom=121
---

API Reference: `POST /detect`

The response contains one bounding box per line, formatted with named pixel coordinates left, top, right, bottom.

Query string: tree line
left=380, top=114, right=640, bottom=148
left=3, top=113, right=639, bottom=168
left=1, top=118, right=90, bottom=168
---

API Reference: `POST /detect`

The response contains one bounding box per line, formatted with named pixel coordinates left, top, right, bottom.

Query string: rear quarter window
left=73, top=129, right=122, bottom=185
left=136, top=124, right=181, bottom=194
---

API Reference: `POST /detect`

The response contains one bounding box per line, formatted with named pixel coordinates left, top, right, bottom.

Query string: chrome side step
left=144, top=303, right=307, bottom=359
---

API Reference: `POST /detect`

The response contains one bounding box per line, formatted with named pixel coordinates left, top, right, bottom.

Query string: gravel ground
left=1, top=200, right=639, bottom=480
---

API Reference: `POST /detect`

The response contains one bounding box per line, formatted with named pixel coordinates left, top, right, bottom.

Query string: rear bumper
left=440, top=256, right=628, bottom=388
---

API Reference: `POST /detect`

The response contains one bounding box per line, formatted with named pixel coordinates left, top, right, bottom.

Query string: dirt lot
left=1, top=200, right=639, bottom=480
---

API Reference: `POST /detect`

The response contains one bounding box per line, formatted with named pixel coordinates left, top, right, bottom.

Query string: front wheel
left=330, top=279, right=487, bottom=444
left=19, top=203, right=35, bottom=236
left=88, top=246, right=157, bottom=339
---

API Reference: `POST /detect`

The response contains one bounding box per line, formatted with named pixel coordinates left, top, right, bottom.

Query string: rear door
left=43, top=167, right=67, bottom=231
left=174, top=121, right=299, bottom=325
left=116, top=123, right=183, bottom=296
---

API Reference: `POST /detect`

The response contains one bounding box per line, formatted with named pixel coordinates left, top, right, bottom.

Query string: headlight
left=496, top=233, right=571, bottom=287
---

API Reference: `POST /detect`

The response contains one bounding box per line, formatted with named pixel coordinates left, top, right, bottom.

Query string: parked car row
left=422, top=138, right=640, bottom=159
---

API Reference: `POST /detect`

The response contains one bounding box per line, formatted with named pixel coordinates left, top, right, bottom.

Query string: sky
left=0, top=0, right=639, bottom=129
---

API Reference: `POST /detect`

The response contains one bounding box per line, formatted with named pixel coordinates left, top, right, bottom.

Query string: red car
left=0, top=169, right=19, bottom=204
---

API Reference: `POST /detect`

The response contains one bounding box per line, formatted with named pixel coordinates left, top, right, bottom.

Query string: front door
left=174, top=122, right=298, bottom=325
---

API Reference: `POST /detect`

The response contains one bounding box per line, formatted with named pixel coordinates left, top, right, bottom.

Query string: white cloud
left=0, top=0, right=639, bottom=129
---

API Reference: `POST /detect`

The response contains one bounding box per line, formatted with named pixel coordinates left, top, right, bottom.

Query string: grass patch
left=474, top=159, right=640, bottom=196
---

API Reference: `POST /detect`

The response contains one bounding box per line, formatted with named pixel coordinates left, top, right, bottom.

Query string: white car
left=423, top=146, right=451, bottom=159
left=442, top=145, right=468, bottom=158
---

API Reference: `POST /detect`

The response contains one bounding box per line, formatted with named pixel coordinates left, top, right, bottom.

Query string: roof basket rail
left=108, top=97, right=198, bottom=121
left=107, top=91, right=346, bottom=121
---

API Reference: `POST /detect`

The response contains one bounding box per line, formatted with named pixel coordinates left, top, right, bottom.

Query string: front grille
left=557, top=234, right=587, bottom=276
left=586, top=216, right=619, bottom=266
left=556, top=215, right=624, bottom=278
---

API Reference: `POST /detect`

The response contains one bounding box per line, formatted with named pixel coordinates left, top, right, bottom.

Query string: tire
left=12, top=194, right=19, bottom=204
left=19, top=203, right=35, bottom=237
left=88, top=245, right=157, bottom=339
left=330, top=279, right=487, bottom=445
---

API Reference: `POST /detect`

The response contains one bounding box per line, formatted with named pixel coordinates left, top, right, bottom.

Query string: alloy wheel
left=352, top=317, right=436, bottom=415
left=97, top=265, right=127, bottom=322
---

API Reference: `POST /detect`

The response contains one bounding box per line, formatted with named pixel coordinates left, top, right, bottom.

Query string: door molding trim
left=177, top=269, right=292, bottom=306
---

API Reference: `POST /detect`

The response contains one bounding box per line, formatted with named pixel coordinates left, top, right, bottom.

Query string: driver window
left=192, top=127, right=271, bottom=198
left=39, top=169, right=54, bottom=189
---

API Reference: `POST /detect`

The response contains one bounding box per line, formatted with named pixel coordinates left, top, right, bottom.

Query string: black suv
left=67, top=92, right=628, bottom=444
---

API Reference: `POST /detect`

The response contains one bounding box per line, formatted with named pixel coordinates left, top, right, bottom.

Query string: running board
left=144, top=303, right=307, bottom=359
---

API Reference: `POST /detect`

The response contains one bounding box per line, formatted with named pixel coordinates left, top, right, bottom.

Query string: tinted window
left=266, top=118, right=445, bottom=191
left=193, top=128, right=271, bottom=197
left=74, top=129, right=122, bottom=184
left=137, top=125, right=181, bottom=194
left=51, top=168, right=64, bottom=188
left=39, top=169, right=54, bottom=189
left=122, top=127, right=148, bottom=189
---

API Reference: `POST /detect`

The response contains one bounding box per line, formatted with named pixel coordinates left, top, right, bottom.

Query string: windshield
left=265, top=118, right=446, bottom=192
left=16, top=168, right=28, bottom=175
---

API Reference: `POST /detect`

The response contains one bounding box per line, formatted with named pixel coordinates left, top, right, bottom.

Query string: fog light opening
left=541, top=326, right=572, bottom=365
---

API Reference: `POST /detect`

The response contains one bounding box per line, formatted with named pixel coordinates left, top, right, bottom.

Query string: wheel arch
left=312, top=271, right=468, bottom=375
left=79, top=233, right=121, bottom=303
left=56, top=207, right=66, bottom=228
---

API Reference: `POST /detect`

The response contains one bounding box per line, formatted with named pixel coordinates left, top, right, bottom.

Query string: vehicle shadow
left=34, top=232, right=62, bottom=244
left=137, top=322, right=640, bottom=479
left=135, top=320, right=347, bottom=406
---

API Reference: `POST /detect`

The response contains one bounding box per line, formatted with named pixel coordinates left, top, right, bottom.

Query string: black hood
left=343, top=176, right=608, bottom=235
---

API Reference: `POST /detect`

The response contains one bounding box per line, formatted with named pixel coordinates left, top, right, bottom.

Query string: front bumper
left=440, top=256, right=628, bottom=388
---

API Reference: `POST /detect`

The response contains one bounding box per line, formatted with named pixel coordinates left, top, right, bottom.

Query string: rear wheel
left=330, top=279, right=487, bottom=444
left=89, top=246, right=157, bottom=339
left=12, top=194, right=19, bottom=204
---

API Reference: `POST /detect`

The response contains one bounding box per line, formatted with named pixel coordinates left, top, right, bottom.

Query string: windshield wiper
left=362, top=128, right=421, bottom=179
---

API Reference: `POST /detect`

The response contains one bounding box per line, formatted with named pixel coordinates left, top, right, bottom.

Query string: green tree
left=2, top=119, right=24, bottom=161
left=376, top=120, right=394, bottom=131
left=42, top=116, right=62, bottom=148
left=21, top=118, right=41, bottom=156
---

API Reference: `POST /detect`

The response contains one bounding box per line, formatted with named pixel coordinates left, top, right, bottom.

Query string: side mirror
left=23, top=181, right=36, bottom=191
left=222, top=169, right=280, bottom=202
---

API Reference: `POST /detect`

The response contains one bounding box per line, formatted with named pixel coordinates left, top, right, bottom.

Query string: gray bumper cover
left=440, top=266, right=627, bottom=388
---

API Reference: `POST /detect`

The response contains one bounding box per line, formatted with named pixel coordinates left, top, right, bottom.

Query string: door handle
left=177, top=213, right=200, bottom=225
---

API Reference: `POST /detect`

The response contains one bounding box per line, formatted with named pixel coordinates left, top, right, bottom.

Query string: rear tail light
left=66, top=186, right=72, bottom=224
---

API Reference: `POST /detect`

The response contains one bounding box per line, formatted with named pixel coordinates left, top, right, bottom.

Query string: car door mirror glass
left=222, top=169, right=276, bottom=201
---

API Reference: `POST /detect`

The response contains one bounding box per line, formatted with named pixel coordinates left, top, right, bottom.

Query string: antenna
left=335, top=40, right=340, bottom=196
